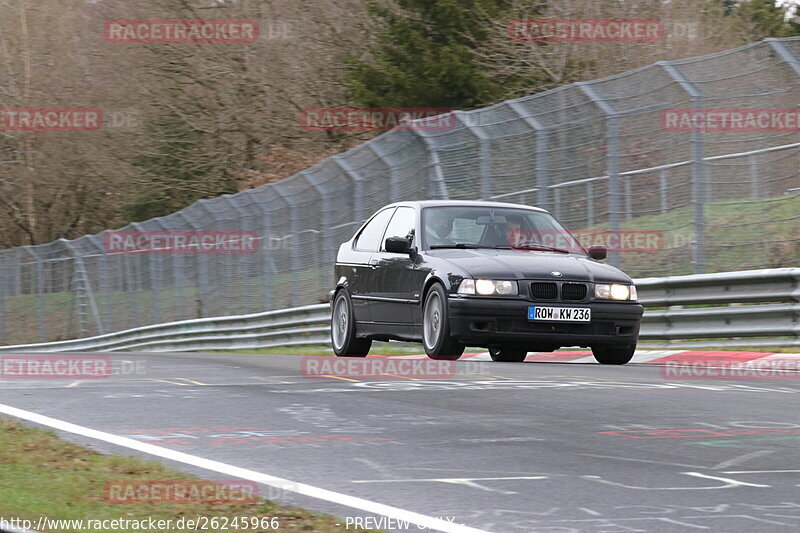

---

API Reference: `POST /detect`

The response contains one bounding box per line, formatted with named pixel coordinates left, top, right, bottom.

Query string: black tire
left=489, top=346, right=528, bottom=362
left=331, top=290, right=371, bottom=357
left=422, top=283, right=464, bottom=360
left=592, top=345, right=635, bottom=365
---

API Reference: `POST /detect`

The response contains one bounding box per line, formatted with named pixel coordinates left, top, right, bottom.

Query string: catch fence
left=1, top=37, right=799, bottom=344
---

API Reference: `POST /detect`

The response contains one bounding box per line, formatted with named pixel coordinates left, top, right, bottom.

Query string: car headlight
left=458, top=279, right=518, bottom=296
left=595, top=283, right=636, bottom=301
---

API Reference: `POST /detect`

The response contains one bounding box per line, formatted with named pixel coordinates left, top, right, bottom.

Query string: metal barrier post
left=245, top=190, right=276, bottom=312
left=333, top=156, right=366, bottom=224
left=367, top=141, right=401, bottom=203
left=270, top=183, right=302, bottom=308
left=577, top=82, right=621, bottom=267
left=302, top=170, right=333, bottom=290
left=659, top=62, right=706, bottom=274
left=413, top=129, right=450, bottom=199
left=456, top=111, right=493, bottom=199
left=507, top=101, right=549, bottom=210
left=22, top=247, right=47, bottom=342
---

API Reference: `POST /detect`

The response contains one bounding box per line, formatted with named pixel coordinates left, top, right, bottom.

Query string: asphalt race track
left=1, top=351, right=799, bottom=532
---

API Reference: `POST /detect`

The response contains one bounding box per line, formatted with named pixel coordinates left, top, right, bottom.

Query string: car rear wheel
left=422, top=283, right=464, bottom=360
left=489, top=347, right=528, bottom=362
left=592, top=344, right=635, bottom=365
left=332, top=290, right=371, bottom=357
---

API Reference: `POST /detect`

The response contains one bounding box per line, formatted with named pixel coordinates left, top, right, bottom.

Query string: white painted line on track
left=630, top=350, right=684, bottom=363
left=759, top=353, right=800, bottom=360
left=0, top=403, right=488, bottom=533
left=565, top=355, right=596, bottom=363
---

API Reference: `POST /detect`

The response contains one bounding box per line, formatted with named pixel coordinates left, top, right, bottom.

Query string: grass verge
left=0, top=418, right=381, bottom=533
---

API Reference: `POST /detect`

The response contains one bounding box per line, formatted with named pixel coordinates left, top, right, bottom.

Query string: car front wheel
left=592, top=344, right=635, bottom=365
left=422, top=283, right=464, bottom=360
left=331, top=290, right=371, bottom=357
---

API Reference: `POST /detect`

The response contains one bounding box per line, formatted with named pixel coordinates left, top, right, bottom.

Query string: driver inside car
left=505, top=214, right=528, bottom=246
left=425, top=209, right=455, bottom=246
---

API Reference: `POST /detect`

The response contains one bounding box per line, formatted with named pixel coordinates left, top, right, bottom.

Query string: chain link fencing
left=1, top=37, right=799, bottom=345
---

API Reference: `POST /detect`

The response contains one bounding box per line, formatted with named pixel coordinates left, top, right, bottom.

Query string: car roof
left=386, top=199, right=549, bottom=213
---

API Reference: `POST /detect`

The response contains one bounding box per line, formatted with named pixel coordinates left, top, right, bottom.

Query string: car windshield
left=422, top=206, right=585, bottom=253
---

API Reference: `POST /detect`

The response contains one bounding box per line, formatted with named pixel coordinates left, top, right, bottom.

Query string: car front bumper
left=447, top=297, right=643, bottom=348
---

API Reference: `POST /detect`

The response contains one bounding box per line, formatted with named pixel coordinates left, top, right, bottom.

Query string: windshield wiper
left=511, top=243, right=572, bottom=253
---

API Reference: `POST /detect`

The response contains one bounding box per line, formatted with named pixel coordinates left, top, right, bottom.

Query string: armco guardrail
left=635, top=267, right=800, bottom=348
left=0, top=269, right=797, bottom=353
left=0, top=304, right=330, bottom=354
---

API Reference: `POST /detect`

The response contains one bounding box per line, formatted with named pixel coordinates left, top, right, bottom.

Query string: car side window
left=381, top=207, right=416, bottom=252
left=354, top=208, right=395, bottom=252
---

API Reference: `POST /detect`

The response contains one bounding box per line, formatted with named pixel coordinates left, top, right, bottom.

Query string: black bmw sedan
left=329, top=200, right=643, bottom=364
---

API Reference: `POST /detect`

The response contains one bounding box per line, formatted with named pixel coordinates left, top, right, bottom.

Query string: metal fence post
left=660, top=170, right=669, bottom=214
left=413, top=129, right=450, bottom=199
left=333, top=156, right=366, bottom=223
left=624, top=177, right=632, bottom=221
left=553, top=188, right=561, bottom=219
left=302, top=170, right=333, bottom=290
left=61, top=239, right=103, bottom=337
left=22, top=247, right=47, bottom=342
left=749, top=154, right=760, bottom=198
left=245, top=190, right=276, bottom=312
left=507, top=101, right=548, bottom=209
left=577, top=82, right=621, bottom=267
left=367, top=141, right=401, bottom=203
left=456, top=111, right=493, bottom=200
left=271, top=184, right=302, bottom=308
left=0, top=253, right=6, bottom=343
left=173, top=213, right=205, bottom=318
left=149, top=218, right=180, bottom=322
left=659, top=62, right=706, bottom=273
left=766, top=39, right=800, bottom=77
left=221, top=196, right=255, bottom=313
left=92, top=233, right=115, bottom=334
left=196, top=201, right=227, bottom=316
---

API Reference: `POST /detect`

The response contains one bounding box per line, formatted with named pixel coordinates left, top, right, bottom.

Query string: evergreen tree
left=728, top=0, right=800, bottom=39
left=346, top=0, right=514, bottom=109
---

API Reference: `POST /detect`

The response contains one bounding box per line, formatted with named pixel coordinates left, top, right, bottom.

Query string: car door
left=348, top=207, right=395, bottom=323
left=369, top=206, right=419, bottom=324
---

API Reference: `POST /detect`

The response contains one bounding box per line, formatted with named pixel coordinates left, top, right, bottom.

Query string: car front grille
left=530, top=281, right=587, bottom=301
left=530, top=282, right=558, bottom=300
left=561, top=283, right=587, bottom=301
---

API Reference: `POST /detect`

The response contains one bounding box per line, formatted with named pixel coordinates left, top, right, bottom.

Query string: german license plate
left=528, top=306, right=590, bottom=322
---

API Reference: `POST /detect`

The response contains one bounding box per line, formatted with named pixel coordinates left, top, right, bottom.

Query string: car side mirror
left=385, top=236, right=411, bottom=254
left=588, top=246, right=607, bottom=260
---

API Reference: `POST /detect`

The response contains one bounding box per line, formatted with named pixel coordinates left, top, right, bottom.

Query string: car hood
left=429, top=249, right=632, bottom=283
